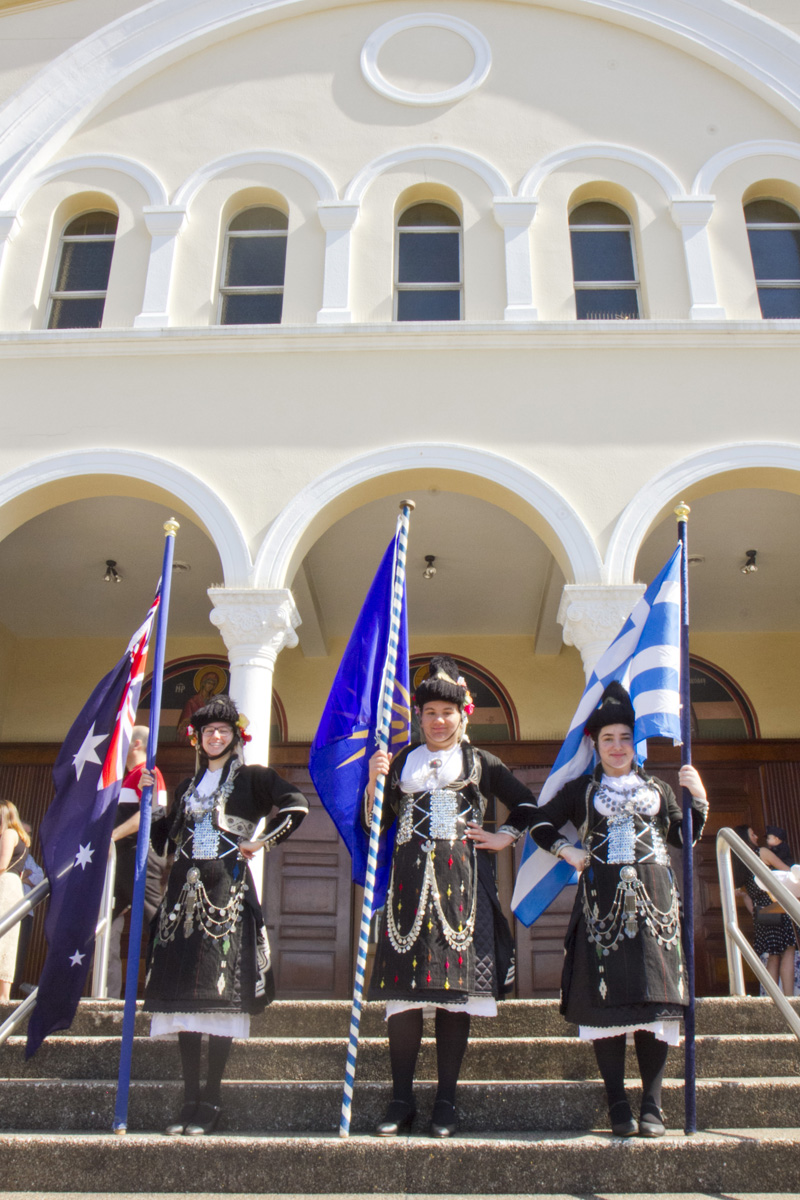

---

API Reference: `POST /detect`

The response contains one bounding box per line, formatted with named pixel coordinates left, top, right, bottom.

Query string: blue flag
left=26, top=594, right=159, bottom=1057
left=309, top=533, right=410, bottom=909
left=512, top=544, right=682, bottom=927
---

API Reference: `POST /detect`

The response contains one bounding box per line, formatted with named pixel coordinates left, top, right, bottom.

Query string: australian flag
left=26, top=591, right=160, bottom=1057
left=309, top=530, right=410, bottom=910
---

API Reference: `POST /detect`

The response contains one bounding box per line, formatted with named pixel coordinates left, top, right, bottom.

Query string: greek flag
left=512, top=544, right=682, bottom=927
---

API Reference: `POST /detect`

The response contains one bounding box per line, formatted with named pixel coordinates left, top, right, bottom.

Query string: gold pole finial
left=674, top=501, right=690, bottom=523
left=399, top=499, right=416, bottom=512
left=164, top=518, right=180, bottom=537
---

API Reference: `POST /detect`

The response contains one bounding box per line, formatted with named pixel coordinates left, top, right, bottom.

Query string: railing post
left=91, top=843, right=117, bottom=999
left=716, top=834, right=746, bottom=997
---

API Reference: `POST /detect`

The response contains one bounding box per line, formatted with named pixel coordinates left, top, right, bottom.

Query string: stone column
left=316, top=201, right=360, bottom=323
left=670, top=197, right=726, bottom=320
left=493, top=198, right=538, bottom=321
left=558, top=584, right=645, bottom=680
left=207, top=588, right=300, bottom=765
left=133, top=205, right=188, bottom=329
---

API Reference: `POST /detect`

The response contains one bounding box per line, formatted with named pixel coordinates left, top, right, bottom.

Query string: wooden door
left=263, top=765, right=354, bottom=998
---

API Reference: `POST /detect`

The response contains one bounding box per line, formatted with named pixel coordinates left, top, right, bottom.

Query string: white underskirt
left=150, top=1011, right=251, bottom=1039
left=385, top=997, right=497, bottom=1021
left=579, top=1019, right=680, bottom=1046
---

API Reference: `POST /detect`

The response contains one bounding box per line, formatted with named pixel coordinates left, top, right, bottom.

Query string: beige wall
left=691, top=632, right=800, bottom=740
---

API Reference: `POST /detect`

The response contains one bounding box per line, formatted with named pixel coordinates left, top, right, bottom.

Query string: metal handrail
left=0, top=842, right=117, bottom=1046
left=716, top=827, right=800, bottom=1042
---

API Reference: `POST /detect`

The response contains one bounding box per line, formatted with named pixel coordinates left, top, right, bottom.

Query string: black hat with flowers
left=584, top=680, right=635, bottom=739
left=414, top=655, right=472, bottom=710
left=188, top=694, right=251, bottom=746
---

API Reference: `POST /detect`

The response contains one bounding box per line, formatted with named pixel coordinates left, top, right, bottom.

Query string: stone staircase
left=0, top=996, right=799, bottom=1193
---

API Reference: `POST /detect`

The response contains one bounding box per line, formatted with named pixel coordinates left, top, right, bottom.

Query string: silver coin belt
left=157, top=865, right=248, bottom=943
left=582, top=864, right=681, bottom=953
left=385, top=840, right=478, bottom=954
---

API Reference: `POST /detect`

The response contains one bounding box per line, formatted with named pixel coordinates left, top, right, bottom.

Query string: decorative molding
left=0, top=448, right=252, bottom=587
left=173, top=150, right=337, bottom=209
left=10, top=154, right=168, bottom=214
left=2, top=0, right=800, bottom=212
left=605, top=441, right=800, bottom=584
left=493, top=198, right=539, bottom=321
left=519, top=142, right=686, bottom=201
left=693, top=140, right=800, bottom=195
left=254, top=442, right=603, bottom=593
left=558, top=583, right=645, bottom=679
left=360, top=13, right=491, bottom=107
left=316, top=202, right=360, bottom=323
left=207, top=587, right=300, bottom=661
left=344, top=145, right=511, bottom=204
left=134, top=205, right=188, bottom=329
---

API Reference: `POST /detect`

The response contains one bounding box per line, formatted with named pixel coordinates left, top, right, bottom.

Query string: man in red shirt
left=107, top=726, right=168, bottom=998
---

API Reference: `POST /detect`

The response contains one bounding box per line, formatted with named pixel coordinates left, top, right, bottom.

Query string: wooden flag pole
left=339, top=500, right=414, bottom=1138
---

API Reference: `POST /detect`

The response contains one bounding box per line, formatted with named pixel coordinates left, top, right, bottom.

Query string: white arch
left=693, top=140, right=800, bottom=195
left=0, top=449, right=252, bottom=586
left=255, top=443, right=602, bottom=589
left=343, top=145, right=511, bottom=204
left=173, top=150, right=337, bottom=208
left=519, top=143, right=686, bottom=201
left=11, top=154, right=168, bottom=214
left=2, top=0, right=799, bottom=209
left=605, top=442, right=800, bottom=583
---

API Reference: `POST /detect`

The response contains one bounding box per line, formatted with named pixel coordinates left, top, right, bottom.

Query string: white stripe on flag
left=630, top=644, right=680, bottom=674
left=634, top=688, right=681, bottom=717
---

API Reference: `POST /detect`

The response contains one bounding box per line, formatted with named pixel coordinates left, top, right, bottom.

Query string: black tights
left=177, top=1032, right=233, bottom=1107
left=592, top=1030, right=669, bottom=1114
left=387, top=1008, right=470, bottom=1107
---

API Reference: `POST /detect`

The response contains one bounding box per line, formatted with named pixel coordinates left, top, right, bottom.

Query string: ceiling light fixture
left=423, top=554, right=437, bottom=580
left=104, top=559, right=122, bottom=584
left=741, top=549, right=758, bottom=575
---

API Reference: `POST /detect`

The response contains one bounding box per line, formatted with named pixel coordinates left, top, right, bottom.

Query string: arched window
left=744, top=199, right=800, bottom=318
left=569, top=201, right=640, bottom=320
left=47, top=211, right=118, bottom=329
left=219, top=206, right=288, bottom=325
left=395, top=202, right=462, bottom=321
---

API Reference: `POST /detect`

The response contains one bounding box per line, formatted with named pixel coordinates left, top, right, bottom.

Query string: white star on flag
left=75, top=843, right=94, bottom=870
left=69, top=950, right=86, bottom=968
left=72, top=723, right=108, bottom=781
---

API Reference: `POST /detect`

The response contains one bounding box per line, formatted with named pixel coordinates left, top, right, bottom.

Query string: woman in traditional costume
left=366, top=655, right=538, bottom=1138
left=474, top=681, right=708, bottom=1138
left=143, top=695, right=308, bottom=1136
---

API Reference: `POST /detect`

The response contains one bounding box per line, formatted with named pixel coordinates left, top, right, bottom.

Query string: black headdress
left=584, top=681, right=635, bottom=739
left=766, top=825, right=794, bottom=867
left=414, top=655, right=469, bottom=710
left=190, top=694, right=246, bottom=744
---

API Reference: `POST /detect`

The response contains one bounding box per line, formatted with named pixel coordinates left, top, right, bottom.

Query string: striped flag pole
left=675, top=501, right=697, bottom=1135
left=113, top=518, right=179, bottom=1133
left=339, top=500, right=414, bottom=1139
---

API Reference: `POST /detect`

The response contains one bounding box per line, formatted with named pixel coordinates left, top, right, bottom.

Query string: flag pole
left=113, top=518, right=179, bottom=1134
left=339, top=499, right=414, bottom=1139
left=675, top=501, right=696, bottom=1135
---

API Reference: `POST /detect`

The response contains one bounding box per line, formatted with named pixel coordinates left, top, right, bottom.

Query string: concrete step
left=0, top=1077, right=798, bottom=1134
left=3, top=1033, right=798, bottom=1081
left=2, top=1129, right=800, bottom=1194
left=4, top=996, right=799, bottom=1040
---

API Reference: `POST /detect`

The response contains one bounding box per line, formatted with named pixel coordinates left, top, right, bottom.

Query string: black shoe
left=609, top=1100, right=637, bottom=1137
left=164, top=1101, right=197, bottom=1136
left=639, top=1104, right=666, bottom=1138
left=430, top=1099, right=457, bottom=1138
left=184, top=1101, right=222, bottom=1136
left=375, top=1099, right=415, bottom=1137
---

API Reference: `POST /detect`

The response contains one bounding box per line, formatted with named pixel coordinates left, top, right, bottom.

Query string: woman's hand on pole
left=678, top=764, right=707, bottom=810
left=139, top=767, right=156, bottom=790
left=366, top=749, right=392, bottom=820
left=466, top=823, right=514, bottom=852
left=558, top=844, right=588, bottom=873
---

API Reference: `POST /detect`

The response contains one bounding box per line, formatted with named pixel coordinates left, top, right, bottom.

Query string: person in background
left=0, top=799, right=31, bottom=1003
left=107, top=726, right=168, bottom=999
left=739, top=824, right=798, bottom=997
left=13, top=822, right=44, bottom=995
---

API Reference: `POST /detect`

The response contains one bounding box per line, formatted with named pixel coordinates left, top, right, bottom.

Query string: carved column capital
left=207, top=588, right=300, bottom=665
left=558, top=584, right=645, bottom=679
